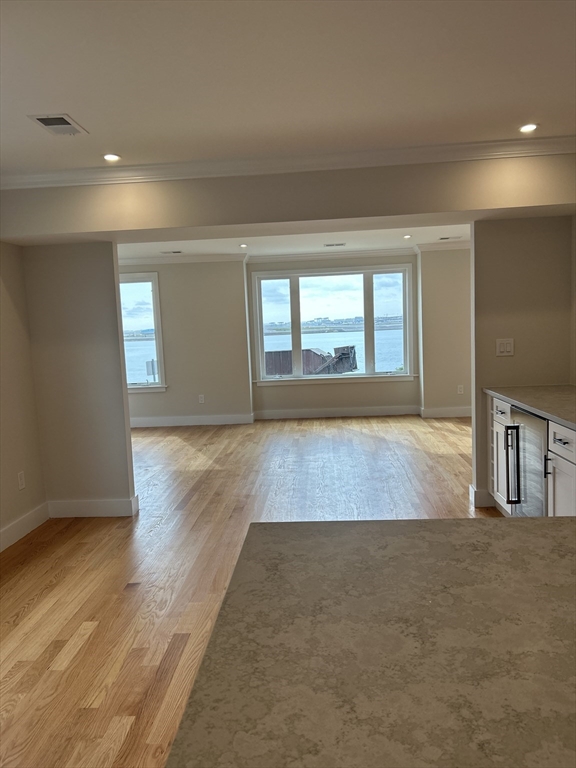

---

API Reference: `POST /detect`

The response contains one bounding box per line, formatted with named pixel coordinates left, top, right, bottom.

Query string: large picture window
left=119, top=273, right=166, bottom=389
left=254, top=265, right=411, bottom=381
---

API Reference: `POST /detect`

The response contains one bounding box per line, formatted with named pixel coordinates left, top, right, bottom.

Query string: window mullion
left=290, top=276, right=303, bottom=376
left=363, top=272, right=375, bottom=374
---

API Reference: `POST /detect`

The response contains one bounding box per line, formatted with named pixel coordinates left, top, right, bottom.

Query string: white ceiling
left=117, top=223, right=471, bottom=262
left=1, top=0, right=575, bottom=179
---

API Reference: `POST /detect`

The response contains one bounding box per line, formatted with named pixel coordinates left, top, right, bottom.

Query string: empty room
left=1, top=2, right=575, bottom=767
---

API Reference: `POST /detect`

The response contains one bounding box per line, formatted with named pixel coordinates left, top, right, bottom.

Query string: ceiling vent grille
left=438, top=236, right=463, bottom=241
left=28, top=114, right=88, bottom=136
left=324, top=242, right=346, bottom=247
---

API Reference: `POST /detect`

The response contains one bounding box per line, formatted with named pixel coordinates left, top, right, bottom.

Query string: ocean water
left=264, top=328, right=404, bottom=374
left=123, top=328, right=404, bottom=383
left=123, top=339, right=158, bottom=384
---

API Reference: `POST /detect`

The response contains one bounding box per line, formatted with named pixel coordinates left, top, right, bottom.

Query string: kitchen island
left=167, top=518, right=576, bottom=768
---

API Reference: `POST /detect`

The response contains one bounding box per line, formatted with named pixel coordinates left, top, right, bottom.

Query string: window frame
left=252, top=264, right=413, bottom=383
left=119, top=272, right=167, bottom=391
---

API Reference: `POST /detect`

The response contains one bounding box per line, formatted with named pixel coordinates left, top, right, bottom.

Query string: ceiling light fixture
left=519, top=124, right=538, bottom=134
left=403, top=235, right=412, bottom=239
left=240, top=244, right=248, bottom=248
left=103, top=153, right=121, bottom=162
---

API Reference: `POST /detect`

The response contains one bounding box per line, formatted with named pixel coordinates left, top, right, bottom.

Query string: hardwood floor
left=0, top=416, right=500, bottom=767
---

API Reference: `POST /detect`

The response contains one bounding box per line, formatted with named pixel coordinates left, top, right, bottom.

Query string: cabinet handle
left=495, top=408, right=506, bottom=416
left=505, top=424, right=521, bottom=505
left=544, top=455, right=553, bottom=477
left=553, top=437, right=570, bottom=447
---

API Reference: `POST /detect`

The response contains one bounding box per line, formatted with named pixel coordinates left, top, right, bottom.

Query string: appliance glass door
left=511, top=407, right=548, bottom=517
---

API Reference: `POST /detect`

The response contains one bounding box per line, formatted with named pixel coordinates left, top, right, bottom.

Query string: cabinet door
left=548, top=453, right=576, bottom=517
left=493, top=421, right=511, bottom=514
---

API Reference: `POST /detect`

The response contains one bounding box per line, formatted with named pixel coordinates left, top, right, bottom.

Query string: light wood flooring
left=0, top=416, right=500, bottom=768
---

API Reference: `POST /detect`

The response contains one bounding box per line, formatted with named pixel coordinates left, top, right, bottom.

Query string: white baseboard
left=130, top=414, right=254, bottom=427
left=254, top=405, right=421, bottom=420
left=420, top=406, right=472, bottom=418
left=48, top=495, right=139, bottom=518
left=0, top=502, right=49, bottom=552
left=494, top=500, right=511, bottom=517
left=469, top=485, right=495, bottom=508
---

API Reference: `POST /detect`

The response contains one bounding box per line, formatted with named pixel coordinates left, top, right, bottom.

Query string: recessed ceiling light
left=403, top=235, right=412, bottom=239
left=240, top=243, right=248, bottom=248
left=103, top=153, right=121, bottom=162
left=519, top=124, right=538, bottom=134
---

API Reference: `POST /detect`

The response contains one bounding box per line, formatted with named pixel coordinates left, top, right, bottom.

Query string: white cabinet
left=493, top=420, right=511, bottom=514
left=490, top=398, right=511, bottom=515
left=547, top=453, right=576, bottom=517
left=489, top=396, right=575, bottom=517
left=547, top=421, right=576, bottom=517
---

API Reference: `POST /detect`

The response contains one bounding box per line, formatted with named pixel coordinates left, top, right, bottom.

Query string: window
left=254, top=265, right=411, bottom=381
left=119, top=273, right=166, bottom=389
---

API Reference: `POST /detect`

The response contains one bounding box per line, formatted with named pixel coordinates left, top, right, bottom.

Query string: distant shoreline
left=264, top=325, right=403, bottom=336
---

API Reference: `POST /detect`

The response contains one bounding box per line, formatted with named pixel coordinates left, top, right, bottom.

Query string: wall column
left=23, top=242, right=137, bottom=516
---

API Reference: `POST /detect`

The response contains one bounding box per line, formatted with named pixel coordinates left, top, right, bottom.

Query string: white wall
left=119, top=249, right=474, bottom=422
left=419, top=248, right=472, bottom=417
left=23, top=242, right=136, bottom=516
left=0, top=242, right=47, bottom=549
left=571, top=215, right=576, bottom=386
left=472, top=216, right=574, bottom=497
left=120, top=260, right=253, bottom=425
left=1, top=154, right=574, bottom=243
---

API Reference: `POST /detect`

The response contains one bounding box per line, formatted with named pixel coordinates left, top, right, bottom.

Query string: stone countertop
left=484, top=385, right=576, bottom=430
left=167, top=519, right=576, bottom=768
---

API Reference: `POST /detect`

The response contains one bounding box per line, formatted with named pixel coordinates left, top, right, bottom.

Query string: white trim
left=48, top=496, right=139, bottom=518
left=247, top=248, right=415, bottom=264
left=128, top=385, right=168, bottom=393
left=119, top=253, right=248, bottom=266
left=252, top=263, right=413, bottom=383
left=469, top=485, right=495, bottom=508
left=119, top=272, right=166, bottom=388
left=0, top=502, right=50, bottom=552
left=3, top=136, right=574, bottom=190
left=255, top=374, right=416, bottom=386
left=416, top=241, right=471, bottom=252
left=494, top=499, right=511, bottom=517
left=420, top=406, right=472, bottom=418
left=254, top=405, right=421, bottom=420
left=130, top=414, right=254, bottom=427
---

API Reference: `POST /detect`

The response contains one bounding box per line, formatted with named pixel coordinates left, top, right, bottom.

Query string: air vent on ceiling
left=160, top=250, right=182, bottom=255
left=324, top=242, right=346, bottom=247
left=438, top=236, right=463, bottom=241
left=28, top=114, right=88, bottom=136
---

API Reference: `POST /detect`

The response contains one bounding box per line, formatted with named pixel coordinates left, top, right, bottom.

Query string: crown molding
left=247, top=247, right=416, bottom=264
left=118, top=252, right=247, bottom=266
left=2, top=135, right=574, bottom=190
left=416, top=240, right=471, bottom=252
left=118, top=247, right=416, bottom=267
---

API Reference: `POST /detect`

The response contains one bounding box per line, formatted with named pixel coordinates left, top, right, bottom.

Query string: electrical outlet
left=18, top=471, right=25, bottom=490
left=496, top=338, right=514, bottom=357
left=198, top=394, right=204, bottom=404
left=457, top=385, right=464, bottom=395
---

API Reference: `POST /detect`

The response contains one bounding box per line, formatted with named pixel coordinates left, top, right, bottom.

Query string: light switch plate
left=496, top=338, right=514, bottom=356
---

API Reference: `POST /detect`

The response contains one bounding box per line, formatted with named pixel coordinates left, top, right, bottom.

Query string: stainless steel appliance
left=505, top=406, right=548, bottom=516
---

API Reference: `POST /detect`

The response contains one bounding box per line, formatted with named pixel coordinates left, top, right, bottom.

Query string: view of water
left=264, top=328, right=404, bottom=374
left=124, top=339, right=158, bottom=384
left=123, top=328, right=404, bottom=383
